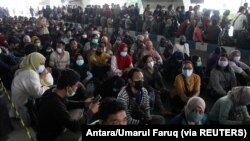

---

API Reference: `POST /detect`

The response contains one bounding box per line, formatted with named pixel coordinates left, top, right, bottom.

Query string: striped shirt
left=117, top=86, right=151, bottom=125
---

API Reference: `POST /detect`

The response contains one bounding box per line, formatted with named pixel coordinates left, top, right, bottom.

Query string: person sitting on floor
left=170, top=96, right=208, bottom=125
left=209, top=86, right=250, bottom=125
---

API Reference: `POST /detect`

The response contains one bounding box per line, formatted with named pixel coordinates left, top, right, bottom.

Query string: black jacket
left=36, top=89, right=93, bottom=141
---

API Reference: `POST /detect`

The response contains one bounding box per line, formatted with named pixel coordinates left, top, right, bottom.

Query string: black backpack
left=26, top=87, right=55, bottom=131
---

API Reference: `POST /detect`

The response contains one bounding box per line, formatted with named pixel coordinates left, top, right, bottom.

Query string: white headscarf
left=184, top=96, right=206, bottom=115
left=184, top=96, right=206, bottom=125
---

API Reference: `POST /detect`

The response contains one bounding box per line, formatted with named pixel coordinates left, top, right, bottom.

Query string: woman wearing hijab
left=171, top=60, right=201, bottom=111
left=163, top=51, right=185, bottom=82
left=228, top=50, right=250, bottom=85
left=170, top=96, right=208, bottom=125
left=208, top=53, right=237, bottom=100
left=101, top=36, right=113, bottom=55
left=71, top=54, right=93, bottom=84
left=11, top=52, right=50, bottom=124
left=111, top=43, right=133, bottom=77
left=205, top=46, right=227, bottom=77
left=209, top=86, right=250, bottom=125
left=142, top=40, right=163, bottom=64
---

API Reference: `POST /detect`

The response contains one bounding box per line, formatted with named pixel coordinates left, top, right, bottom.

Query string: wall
left=68, top=0, right=85, bottom=7
left=141, top=0, right=184, bottom=10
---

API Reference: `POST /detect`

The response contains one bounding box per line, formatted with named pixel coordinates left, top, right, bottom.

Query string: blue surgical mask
left=76, top=59, right=84, bottom=66
left=196, top=61, right=202, bottom=67
left=92, top=38, right=99, bottom=44
left=56, top=48, right=62, bottom=54
left=182, top=69, right=193, bottom=77
left=67, top=87, right=76, bottom=97
left=37, top=65, right=45, bottom=73
left=120, top=51, right=127, bottom=57
left=188, top=112, right=204, bottom=123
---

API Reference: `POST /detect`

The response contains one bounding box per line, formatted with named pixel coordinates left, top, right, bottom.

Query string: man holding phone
left=37, top=69, right=99, bottom=141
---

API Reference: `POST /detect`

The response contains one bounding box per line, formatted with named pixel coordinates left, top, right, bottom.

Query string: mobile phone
left=93, top=95, right=102, bottom=103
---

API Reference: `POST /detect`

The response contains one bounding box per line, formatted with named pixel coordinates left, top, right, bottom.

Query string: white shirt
left=173, top=43, right=190, bottom=56
left=233, top=13, right=248, bottom=31
left=11, top=69, right=49, bottom=107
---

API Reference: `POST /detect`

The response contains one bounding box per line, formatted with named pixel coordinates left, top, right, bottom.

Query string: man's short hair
left=69, top=38, right=77, bottom=44
left=127, top=68, right=141, bottom=80
left=98, top=98, right=126, bottom=121
left=25, top=44, right=38, bottom=55
left=57, top=40, right=65, bottom=46
left=8, top=36, right=20, bottom=44
left=57, top=69, right=80, bottom=89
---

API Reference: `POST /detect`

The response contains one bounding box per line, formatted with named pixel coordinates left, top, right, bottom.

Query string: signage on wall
left=190, top=0, right=204, bottom=3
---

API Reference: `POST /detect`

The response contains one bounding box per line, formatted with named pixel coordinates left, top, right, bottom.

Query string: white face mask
left=234, top=56, right=241, bottom=62
left=218, top=60, right=228, bottom=67
left=82, top=34, right=87, bottom=38
left=120, top=51, right=127, bottom=57
left=182, top=69, right=193, bottom=77
left=56, top=48, right=63, bottom=54
left=35, top=42, right=41, bottom=47
left=147, top=61, right=154, bottom=68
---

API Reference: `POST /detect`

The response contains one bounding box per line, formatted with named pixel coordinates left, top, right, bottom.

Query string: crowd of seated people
left=1, top=2, right=250, bottom=141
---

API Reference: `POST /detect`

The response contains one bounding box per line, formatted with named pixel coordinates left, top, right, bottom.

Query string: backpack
left=218, top=26, right=235, bottom=46
left=26, top=87, right=55, bottom=131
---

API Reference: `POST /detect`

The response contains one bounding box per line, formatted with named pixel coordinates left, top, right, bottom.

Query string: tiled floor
left=7, top=120, right=37, bottom=141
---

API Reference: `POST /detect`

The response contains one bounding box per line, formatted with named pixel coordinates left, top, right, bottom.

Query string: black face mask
left=133, top=80, right=143, bottom=90
left=180, top=41, right=186, bottom=45
left=96, top=51, right=102, bottom=56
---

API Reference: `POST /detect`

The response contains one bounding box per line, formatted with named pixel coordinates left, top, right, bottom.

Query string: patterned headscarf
left=228, top=86, right=250, bottom=105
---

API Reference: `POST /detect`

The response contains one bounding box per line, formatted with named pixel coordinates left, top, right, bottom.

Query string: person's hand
left=84, top=97, right=94, bottom=107
left=89, top=101, right=99, bottom=114
left=124, top=68, right=131, bottom=73
left=0, top=46, right=9, bottom=55
left=46, top=67, right=52, bottom=73
left=242, top=118, right=250, bottom=125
